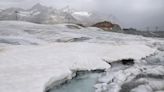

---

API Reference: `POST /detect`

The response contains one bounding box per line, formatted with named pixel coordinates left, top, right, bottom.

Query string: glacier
left=0, top=21, right=163, bottom=92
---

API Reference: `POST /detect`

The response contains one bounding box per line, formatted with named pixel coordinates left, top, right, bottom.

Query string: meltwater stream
left=49, top=73, right=101, bottom=92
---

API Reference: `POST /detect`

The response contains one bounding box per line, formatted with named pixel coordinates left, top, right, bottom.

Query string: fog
left=0, top=0, right=164, bottom=31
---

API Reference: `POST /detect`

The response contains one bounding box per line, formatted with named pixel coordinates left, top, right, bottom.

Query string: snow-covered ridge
left=0, top=4, right=118, bottom=25
left=0, top=3, right=77, bottom=24
left=0, top=21, right=162, bottom=92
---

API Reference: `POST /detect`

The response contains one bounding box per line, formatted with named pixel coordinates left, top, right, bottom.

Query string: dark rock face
left=92, top=21, right=121, bottom=31
left=92, top=21, right=114, bottom=31
left=92, top=21, right=113, bottom=30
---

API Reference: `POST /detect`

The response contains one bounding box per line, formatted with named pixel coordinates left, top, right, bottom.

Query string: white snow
left=95, top=64, right=164, bottom=92
left=0, top=21, right=162, bottom=92
left=72, top=11, right=91, bottom=17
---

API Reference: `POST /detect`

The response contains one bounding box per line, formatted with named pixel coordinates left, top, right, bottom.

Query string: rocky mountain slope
left=0, top=3, right=118, bottom=26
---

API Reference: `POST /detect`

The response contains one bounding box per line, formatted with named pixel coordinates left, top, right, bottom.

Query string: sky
left=0, top=0, right=164, bottom=31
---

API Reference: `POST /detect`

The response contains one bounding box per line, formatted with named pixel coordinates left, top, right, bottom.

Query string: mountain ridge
left=0, top=3, right=118, bottom=26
